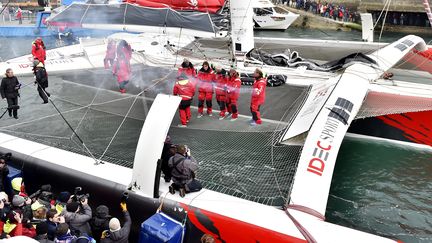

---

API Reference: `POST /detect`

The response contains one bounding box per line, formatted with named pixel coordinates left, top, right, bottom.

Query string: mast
left=229, top=0, right=255, bottom=66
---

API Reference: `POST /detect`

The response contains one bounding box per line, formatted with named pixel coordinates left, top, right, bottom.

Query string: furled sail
left=125, top=0, right=225, bottom=14
left=46, top=3, right=225, bottom=37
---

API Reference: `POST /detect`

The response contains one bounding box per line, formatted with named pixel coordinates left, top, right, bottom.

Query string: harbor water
left=0, top=29, right=431, bottom=242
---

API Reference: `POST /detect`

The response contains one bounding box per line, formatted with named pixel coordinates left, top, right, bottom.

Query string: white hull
left=254, top=12, right=299, bottom=30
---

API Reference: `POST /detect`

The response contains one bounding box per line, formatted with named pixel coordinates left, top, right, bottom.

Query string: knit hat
left=36, top=221, right=49, bottom=235
left=0, top=192, right=8, bottom=202
left=12, top=195, right=25, bottom=207
left=11, top=177, right=22, bottom=192
left=66, top=201, right=80, bottom=212
left=109, top=217, right=121, bottom=232
left=31, top=200, right=44, bottom=211
left=95, top=205, right=110, bottom=218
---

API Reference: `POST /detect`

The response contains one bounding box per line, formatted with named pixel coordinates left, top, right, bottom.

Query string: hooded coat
left=63, top=204, right=92, bottom=236
left=90, top=205, right=111, bottom=240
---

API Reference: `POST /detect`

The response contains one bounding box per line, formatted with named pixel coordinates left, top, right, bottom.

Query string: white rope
left=70, top=79, right=106, bottom=140
left=378, top=0, right=392, bottom=42
left=97, top=69, right=174, bottom=162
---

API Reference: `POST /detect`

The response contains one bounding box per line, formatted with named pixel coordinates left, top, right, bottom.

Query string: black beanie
left=36, top=222, right=49, bottom=235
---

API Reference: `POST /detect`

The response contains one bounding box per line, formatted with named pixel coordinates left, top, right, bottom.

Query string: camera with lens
left=72, top=187, right=89, bottom=203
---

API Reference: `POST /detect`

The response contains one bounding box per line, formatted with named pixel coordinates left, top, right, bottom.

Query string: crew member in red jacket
left=173, top=73, right=195, bottom=127
left=214, top=66, right=228, bottom=119
left=32, top=37, right=46, bottom=64
left=104, top=39, right=116, bottom=69
left=117, top=40, right=132, bottom=62
left=197, top=61, right=214, bottom=117
left=112, top=53, right=131, bottom=94
left=250, top=68, right=267, bottom=126
left=226, top=68, right=241, bottom=121
left=177, top=58, right=196, bottom=79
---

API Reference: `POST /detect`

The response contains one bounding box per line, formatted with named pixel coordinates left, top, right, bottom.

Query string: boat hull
left=253, top=14, right=298, bottom=30
left=349, top=110, right=432, bottom=148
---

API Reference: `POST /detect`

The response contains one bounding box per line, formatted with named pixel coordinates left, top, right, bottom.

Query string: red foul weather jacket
left=214, top=71, right=228, bottom=96
left=32, top=40, right=46, bottom=63
left=113, top=57, right=131, bottom=82
left=227, top=76, right=241, bottom=101
left=197, top=68, right=215, bottom=93
left=173, top=79, right=195, bottom=100
left=251, top=77, right=267, bottom=105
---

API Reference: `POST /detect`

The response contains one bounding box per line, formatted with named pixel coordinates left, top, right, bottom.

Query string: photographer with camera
left=100, top=201, right=131, bottom=243
left=168, top=145, right=202, bottom=197
left=63, top=189, right=92, bottom=237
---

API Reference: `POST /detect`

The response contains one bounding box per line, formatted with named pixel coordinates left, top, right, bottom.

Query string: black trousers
left=37, top=85, right=50, bottom=103
left=6, top=97, right=18, bottom=118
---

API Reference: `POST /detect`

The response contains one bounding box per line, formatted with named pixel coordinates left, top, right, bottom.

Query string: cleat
left=177, top=124, right=187, bottom=128
left=225, top=112, right=232, bottom=118
left=179, top=188, right=186, bottom=198
left=230, top=117, right=238, bottom=121
left=169, top=186, right=175, bottom=194
left=249, top=121, right=257, bottom=126
left=218, top=116, right=224, bottom=120
left=208, top=113, right=213, bottom=117
left=197, top=113, right=203, bottom=118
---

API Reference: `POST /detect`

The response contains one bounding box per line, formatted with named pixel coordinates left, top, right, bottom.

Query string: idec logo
left=307, top=141, right=331, bottom=176
left=307, top=97, right=353, bottom=176
left=19, top=63, right=32, bottom=69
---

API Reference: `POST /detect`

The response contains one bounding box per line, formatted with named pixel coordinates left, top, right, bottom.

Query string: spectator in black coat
left=0, top=68, right=20, bottom=119
left=33, top=60, right=50, bottom=104
left=90, top=205, right=111, bottom=241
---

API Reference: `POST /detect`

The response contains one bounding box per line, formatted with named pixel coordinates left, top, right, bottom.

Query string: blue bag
left=138, top=212, right=185, bottom=243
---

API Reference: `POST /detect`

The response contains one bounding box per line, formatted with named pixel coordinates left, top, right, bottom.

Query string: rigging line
left=191, top=40, right=208, bottom=61
left=270, top=88, right=310, bottom=205
left=36, top=82, right=100, bottom=165
left=70, top=79, right=106, bottom=140
left=236, top=0, right=253, bottom=40
left=378, top=0, right=392, bottom=42
left=98, top=70, right=173, bottom=162
left=97, top=90, right=144, bottom=162
left=174, top=27, right=183, bottom=67
left=372, top=0, right=391, bottom=30
left=0, top=0, right=10, bottom=16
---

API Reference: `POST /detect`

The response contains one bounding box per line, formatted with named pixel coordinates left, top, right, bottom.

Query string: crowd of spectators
left=0, top=176, right=131, bottom=243
left=277, top=0, right=361, bottom=23
left=274, top=0, right=431, bottom=27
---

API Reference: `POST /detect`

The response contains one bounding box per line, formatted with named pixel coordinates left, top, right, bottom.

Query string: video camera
left=72, top=187, right=89, bottom=203
left=29, top=184, right=53, bottom=202
left=121, top=191, right=129, bottom=203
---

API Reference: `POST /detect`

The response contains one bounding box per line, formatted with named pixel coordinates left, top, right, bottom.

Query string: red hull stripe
left=378, top=111, right=432, bottom=147
left=181, top=203, right=306, bottom=243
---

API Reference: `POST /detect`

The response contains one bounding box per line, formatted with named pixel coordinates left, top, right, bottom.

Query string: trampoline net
left=0, top=67, right=310, bottom=206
